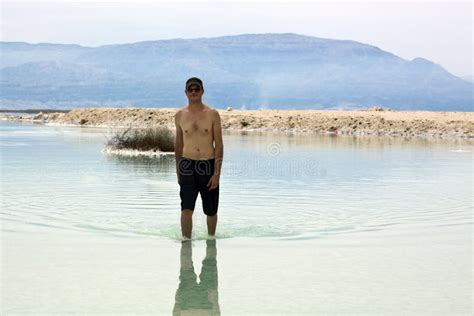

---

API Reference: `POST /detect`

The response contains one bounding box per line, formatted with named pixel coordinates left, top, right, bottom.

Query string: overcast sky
left=1, top=0, right=472, bottom=78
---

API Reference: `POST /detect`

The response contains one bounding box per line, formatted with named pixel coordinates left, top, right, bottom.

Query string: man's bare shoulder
left=174, top=107, right=187, bottom=118
left=212, top=109, right=221, bottom=122
left=203, top=106, right=220, bottom=117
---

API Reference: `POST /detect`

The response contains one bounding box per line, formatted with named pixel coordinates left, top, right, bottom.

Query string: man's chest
left=180, top=113, right=213, bottom=135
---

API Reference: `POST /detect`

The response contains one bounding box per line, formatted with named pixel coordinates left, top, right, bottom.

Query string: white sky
left=1, top=0, right=472, bottom=78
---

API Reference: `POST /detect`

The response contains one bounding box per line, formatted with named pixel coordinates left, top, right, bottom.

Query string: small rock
left=366, top=105, right=392, bottom=112
left=33, top=112, right=44, bottom=120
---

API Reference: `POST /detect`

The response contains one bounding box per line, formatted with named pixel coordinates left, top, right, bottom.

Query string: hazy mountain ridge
left=1, top=33, right=472, bottom=110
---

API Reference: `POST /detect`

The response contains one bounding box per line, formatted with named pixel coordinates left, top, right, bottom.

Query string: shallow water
left=1, top=121, right=473, bottom=314
left=1, top=121, right=472, bottom=240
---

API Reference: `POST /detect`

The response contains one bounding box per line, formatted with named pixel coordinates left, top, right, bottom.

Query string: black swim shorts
left=178, top=157, right=219, bottom=216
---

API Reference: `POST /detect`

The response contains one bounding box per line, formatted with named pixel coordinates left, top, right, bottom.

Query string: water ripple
left=2, top=122, right=472, bottom=240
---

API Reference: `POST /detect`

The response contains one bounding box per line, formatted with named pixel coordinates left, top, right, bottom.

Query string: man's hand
left=207, top=174, right=219, bottom=190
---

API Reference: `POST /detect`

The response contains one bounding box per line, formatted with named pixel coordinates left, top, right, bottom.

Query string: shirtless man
left=174, top=77, right=223, bottom=240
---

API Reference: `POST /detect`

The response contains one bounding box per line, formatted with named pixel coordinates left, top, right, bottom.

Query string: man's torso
left=178, top=105, right=215, bottom=160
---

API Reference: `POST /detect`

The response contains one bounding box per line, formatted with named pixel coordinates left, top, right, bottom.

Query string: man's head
left=185, top=77, right=204, bottom=102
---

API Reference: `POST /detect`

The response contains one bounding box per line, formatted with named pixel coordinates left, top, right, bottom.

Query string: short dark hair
left=185, top=77, right=204, bottom=90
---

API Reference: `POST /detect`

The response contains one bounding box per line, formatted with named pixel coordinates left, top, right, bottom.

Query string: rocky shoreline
left=1, top=107, right=474, bottom=139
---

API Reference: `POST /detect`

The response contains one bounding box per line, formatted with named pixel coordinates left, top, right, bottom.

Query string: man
left=174, top=77, right=223, bottom=240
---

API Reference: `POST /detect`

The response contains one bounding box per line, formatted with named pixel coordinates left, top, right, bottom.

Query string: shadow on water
left=173, top=239, right=220, bottom=315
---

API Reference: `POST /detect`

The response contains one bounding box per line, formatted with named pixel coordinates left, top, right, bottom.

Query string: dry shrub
left=107, top=126, right=175, bottom=152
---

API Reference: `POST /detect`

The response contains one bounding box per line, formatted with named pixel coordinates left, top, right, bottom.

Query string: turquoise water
left=1, top=120, right=473, bottom=314
left=1, top=120, right=472, bottom=240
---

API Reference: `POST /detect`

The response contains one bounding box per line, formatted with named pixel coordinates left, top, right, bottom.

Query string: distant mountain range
left=1, top=33, right=472, bottom=111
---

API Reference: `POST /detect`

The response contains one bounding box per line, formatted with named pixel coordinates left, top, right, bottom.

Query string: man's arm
left=212, top=110, right=223, bottom=177
left=174, top=111, right=184, bottom=183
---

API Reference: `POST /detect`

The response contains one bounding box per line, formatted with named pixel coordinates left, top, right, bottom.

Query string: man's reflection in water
left=173, top=239, right=220, bottom=315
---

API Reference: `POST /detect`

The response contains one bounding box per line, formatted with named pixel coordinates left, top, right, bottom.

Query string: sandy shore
left=2, top=107, right=474, bottom=139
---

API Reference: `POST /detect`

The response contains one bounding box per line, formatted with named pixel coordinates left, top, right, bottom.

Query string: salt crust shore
left=2, top=107, right=474, bottom=139
left=101, top=145, right=175, bottom=157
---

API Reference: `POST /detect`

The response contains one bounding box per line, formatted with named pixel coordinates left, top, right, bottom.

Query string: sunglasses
left=187, top=87, right=201, bottom=93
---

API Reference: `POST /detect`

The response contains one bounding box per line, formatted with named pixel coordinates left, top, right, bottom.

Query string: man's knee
left=182, top=209, right=194, bottom=216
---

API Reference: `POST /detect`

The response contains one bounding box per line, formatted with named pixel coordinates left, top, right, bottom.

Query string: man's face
left=185, top=84, right=203, bottom=101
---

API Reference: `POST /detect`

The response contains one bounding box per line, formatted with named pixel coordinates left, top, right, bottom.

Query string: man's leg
left=198, top=159, right=219, bottom=236
left=181, top=209, right=194, bottom=239
left=207, top=214, right=218, bottom=236
left=179, top=158, right=198, bottom=239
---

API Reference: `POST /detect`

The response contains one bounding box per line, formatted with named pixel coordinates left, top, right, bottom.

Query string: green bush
left=107, top=126, right=175, bottom=152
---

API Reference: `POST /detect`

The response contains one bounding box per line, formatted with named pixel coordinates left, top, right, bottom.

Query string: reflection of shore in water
left=173, top=240, right=220, bottom=315
left=104, top=153, right=176, bottom=173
